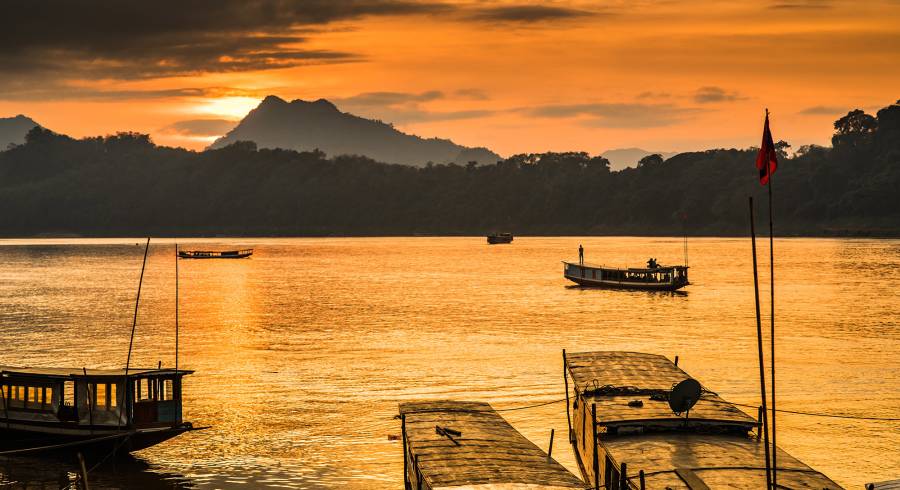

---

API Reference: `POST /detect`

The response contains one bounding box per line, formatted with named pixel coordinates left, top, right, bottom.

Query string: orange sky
left=1, top=0, right=898, bottom=155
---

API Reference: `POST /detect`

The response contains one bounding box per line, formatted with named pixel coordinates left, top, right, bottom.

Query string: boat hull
left=487, top=235, right=513, bottom=244
left=178, top=251, right=252, bottom=259
left=564, top=273, right=688, bottom=291
left=0, top=424, right=196, bottom=458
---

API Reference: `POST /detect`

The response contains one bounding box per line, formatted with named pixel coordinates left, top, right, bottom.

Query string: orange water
left=0, top=237, right=897, bottom=488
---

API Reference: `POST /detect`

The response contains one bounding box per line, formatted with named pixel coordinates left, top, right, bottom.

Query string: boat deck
left=565, top=351, right=843, bottom=489
left=399, top=400, right=588, bottom=489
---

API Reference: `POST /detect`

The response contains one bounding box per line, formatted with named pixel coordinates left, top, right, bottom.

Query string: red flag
left=755, top=111, right=778, bottom=185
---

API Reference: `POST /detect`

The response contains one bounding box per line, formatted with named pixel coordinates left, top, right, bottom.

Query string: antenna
left=668, top=378, right=701, bottom=419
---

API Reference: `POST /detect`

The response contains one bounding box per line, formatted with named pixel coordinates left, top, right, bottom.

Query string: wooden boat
left=563, top=261, right=689, bottom=291
left=400, top=400, right=589, bottom=490
left=178, top=248, right=252, bottom=259
left=487, top=233, right=513, bottom=244
left=0, top=366, right=201, bottom=457
left=563, top=351, right=843, bottom=489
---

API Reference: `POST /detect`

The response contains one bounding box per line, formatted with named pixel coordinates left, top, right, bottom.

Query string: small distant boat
left=563, top=261, right=689, bottom=291
left=178, top=249, right=252, bottom=259
left=486, top=233, right=513, bottom=245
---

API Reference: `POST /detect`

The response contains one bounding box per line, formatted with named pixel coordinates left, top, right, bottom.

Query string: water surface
left=0, top=237, right=897, bottom=488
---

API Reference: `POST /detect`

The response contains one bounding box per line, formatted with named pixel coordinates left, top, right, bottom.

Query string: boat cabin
left=0, top=367, right=191, bottom=430
left=563, top=262, right=689, bottom=291
left=564, top=351, right=843, bottom=489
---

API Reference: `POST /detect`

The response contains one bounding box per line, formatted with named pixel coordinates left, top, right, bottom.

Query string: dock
left=399, top=400, right=589, bottom=489
left=564, top=351, right=844, bottom=489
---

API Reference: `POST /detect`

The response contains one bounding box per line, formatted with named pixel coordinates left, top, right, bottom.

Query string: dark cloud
left=693, top=86, right=744, bottom=104
left=525, top=102, right=701, bottom=128
left=454, top=88, right=490, bottom=100
left=335, top=91, right=445, bottom=107
left=333, top=90, right=495, bottom=124
left=0, top=0, right=449, bottom=97
left=769, top=0, right=832, bottom=9
left=798, top=105, right=847, bottom=115
left=463, top=5, right=596, bottom=23
left=0, top=84, right=266, bottom=102
left=160, top=119, right=238, bottom=137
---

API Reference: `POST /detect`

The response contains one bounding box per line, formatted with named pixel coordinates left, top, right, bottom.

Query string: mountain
left=209, top=96, right=501, bottom=167
left=601, top=147, right=679, bottom=171
left=0, top=115, right=40, bottom=150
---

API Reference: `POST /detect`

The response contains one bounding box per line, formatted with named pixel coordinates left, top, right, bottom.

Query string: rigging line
left=493, top=398, right=568, bottom=412
left=729, top=401, right=900, bottom=422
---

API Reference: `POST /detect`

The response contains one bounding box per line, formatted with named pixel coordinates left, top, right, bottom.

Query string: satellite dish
left=668, top=378, right=702, bottom=415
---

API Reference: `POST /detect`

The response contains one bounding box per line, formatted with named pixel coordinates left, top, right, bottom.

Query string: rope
left=725, top=400, right=900, bottom=422
left=493, top=398, right=567, bottom=412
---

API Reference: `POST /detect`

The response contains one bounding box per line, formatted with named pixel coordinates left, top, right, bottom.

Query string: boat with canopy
left=178, top=249, right=252, bottom=259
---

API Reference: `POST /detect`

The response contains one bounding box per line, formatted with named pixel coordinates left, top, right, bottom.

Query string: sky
left=1, top=0, right=898, bottom=155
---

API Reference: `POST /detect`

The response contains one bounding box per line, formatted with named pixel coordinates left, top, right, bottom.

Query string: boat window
left=163, top=379, right=174, bottom=401
left=95, top=383, right=108, bottom=410
left=64, top=381, right=74, bottom=407
left=9, top=385, right=24, bottom=408
left=109, top=383, right=117, bottom=408
left=26, top=386, right=40, bottom=409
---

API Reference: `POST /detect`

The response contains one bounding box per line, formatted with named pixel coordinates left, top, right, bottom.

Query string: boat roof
left=868, top=480, right=900, bottom=490
left=566, top=351, right=756, bottom=429
left=400, top=400, right=589, bottom=490
left=562, top=261, right=687, bottom=272
left=0, top=366, right=193, bottom=379
left=605, top=432, right=843, bottom=489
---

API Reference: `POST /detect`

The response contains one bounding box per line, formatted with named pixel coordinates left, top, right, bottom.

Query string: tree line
left=0, top=101, right=897, bottom=236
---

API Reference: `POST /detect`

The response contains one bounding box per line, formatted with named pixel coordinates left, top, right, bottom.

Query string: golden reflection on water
left=0, top=237, right=898, bottom=489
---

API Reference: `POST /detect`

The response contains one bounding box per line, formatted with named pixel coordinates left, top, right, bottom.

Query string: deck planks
left=400, top=401, right=588, bottom=490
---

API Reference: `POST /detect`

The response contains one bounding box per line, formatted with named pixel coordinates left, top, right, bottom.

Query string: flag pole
left=767, top=109, right=777, bottom=488
left=749, top=197, right=773, bottom=489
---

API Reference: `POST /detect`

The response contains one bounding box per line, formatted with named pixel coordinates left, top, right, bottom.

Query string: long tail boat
left=400, top=400, right=589, bottom=490
left=487, top=233, right=514, bottom=244
left=563, top=351, right=843, bottom=489
left=178, top=248, right=252, bottom=259
left=563, top=261, right=689, bottom=291
left=0, top=366, right=199, bottom=457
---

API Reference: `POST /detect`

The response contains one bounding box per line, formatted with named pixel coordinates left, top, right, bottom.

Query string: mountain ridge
left=209, top=95, right=501, bottom=167
left=0, top=115, right=41, bottom=150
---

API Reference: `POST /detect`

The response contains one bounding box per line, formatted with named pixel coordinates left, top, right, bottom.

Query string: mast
left=175, top=242, right=179, bottom=375
left=125, top=238, right=151, bottom=377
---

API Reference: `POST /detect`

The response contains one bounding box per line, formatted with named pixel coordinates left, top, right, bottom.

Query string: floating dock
left=564, top=351, right=844, bottom=489
left=399, top=400, right=589, bottom=489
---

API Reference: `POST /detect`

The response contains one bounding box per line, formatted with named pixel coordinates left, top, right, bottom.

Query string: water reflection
left=0, top=237, right=897, bottom=488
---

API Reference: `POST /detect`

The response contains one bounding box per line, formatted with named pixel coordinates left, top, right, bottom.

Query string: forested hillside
left=1, top=102, right=897, bottom=236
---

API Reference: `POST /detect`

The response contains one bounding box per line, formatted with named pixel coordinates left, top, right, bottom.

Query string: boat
left=178, top=249, right=252, bottom=259
left=563, top=351, right=843, bottom=489
left=487, top=233, right=513, bottom=244
left=562, top=261, right=689, bottom=291
left=0, top=366, right=200, bottom=457
left=399, top=400, right=589, bottom=489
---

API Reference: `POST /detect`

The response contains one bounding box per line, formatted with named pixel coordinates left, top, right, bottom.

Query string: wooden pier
left=399, top=400, right=588, bottom=489
left=564, top=351, right=844, bottom=489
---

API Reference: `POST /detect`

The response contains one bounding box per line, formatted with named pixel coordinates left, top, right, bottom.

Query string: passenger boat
left=562, top=261, right=689, bottom=291
left=400, top=400, right=588, bottom=489
left=486, top=233, right=513, bottom=244
left=563, top=351, right=843, bottom=489
left=178, top=248, right=252, bottom=259
left=0, top=366, right=200, bottom=456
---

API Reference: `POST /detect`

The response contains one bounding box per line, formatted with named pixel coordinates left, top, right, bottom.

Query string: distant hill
left=601, top=147, right=678, bottom=171
left=0, top=115, right=40, bottom=150
left=209, top=95, right=501, bottom=167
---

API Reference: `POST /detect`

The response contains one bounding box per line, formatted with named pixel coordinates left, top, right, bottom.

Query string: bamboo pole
left=592, top=403, right=599, bottom=490
left=768, top=158, right=777, bottom=488
left=563, top=349, right=572, bottom=443
left=749, top=197, right=773, bottom=489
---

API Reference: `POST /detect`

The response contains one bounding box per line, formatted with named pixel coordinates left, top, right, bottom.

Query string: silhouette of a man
left=578, top=244, right=584, bottom=265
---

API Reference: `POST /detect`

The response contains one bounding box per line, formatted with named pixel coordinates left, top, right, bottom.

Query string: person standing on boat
left=579, top=244, right=584, bottom=265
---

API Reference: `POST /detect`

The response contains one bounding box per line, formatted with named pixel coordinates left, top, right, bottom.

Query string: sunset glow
left=1, top=1, right=899, bottom=153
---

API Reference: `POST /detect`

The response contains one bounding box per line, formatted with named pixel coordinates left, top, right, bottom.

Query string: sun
left=192, top=96, right=261, bottom=119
